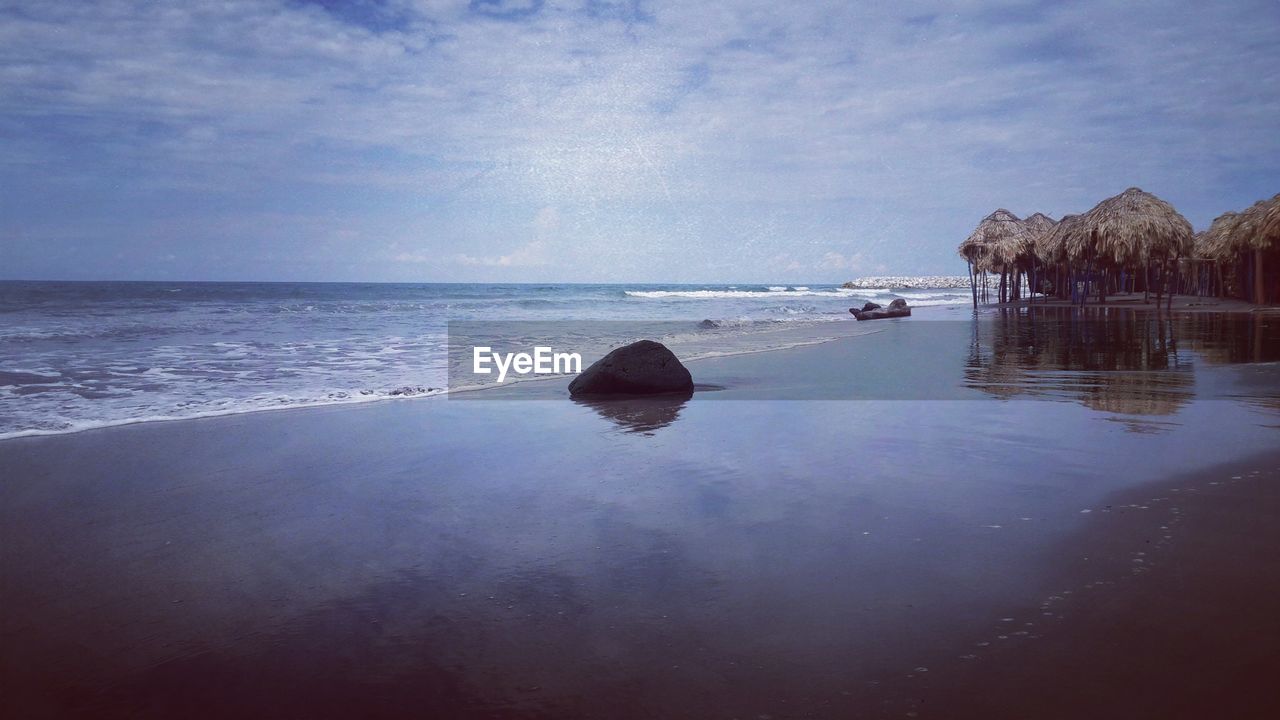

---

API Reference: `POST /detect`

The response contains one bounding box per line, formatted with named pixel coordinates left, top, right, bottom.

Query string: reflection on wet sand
left=965, top=308, right=1280, bottom=421
left=1178, top=311, right=1280, bottom=365
left=572, top=391, right=693, bottom=434
left=4, top=310, right=1280, bottom=718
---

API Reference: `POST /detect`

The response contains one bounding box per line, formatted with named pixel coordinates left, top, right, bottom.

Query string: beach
left=880, top=452, right=1280, bottom=719
left=3, top=305, right=1279, bottom=718
left=7, top=0, right=1280, bottom=715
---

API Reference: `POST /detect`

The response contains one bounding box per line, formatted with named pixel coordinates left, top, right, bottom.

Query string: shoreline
left=0, top=312, right=893, bottom=444
left=5, top=296, right=1274, bottom=444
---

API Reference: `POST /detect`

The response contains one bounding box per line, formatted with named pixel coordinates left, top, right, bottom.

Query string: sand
left=982, top=292, right=1280, bottom=314
left=857, top=451, right=1280, bottom=719
left=2, top=310, right=1279, bottom=718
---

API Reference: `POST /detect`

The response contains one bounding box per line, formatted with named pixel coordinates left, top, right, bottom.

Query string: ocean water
left=0, top=281, right=970, bottom=439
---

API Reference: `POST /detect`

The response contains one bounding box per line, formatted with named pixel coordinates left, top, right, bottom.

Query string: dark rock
left=568, top=340, right=694, bottom=396
left=861, top=301, right=882, bottom=312
left=849, top=299, right=911, bottom=321
left=697, top=319, right=720, bottom=329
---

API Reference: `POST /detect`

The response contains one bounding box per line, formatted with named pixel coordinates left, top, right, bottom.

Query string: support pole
left=968, top=260, right=977, bottom=309
left=1255, top=250, right=1266, bottom=305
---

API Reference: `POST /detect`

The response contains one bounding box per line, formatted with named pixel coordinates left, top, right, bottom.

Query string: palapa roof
left=1034, top=213, right=1083, bottom=263
left=1232, top=194, right=1280, bottom=252
left=958, top=209, right=1030, bottom=271
left=1021, top=212, right=1057, bottom=262
left=1260, top=196, right=1280, bottom=249
left=1196, top=194, right=1280, bottom=260
left=1036, top=188, right=1193, bottom=266
left=1197, top=211, right=1243, bottom=260
left=1023, top=212, right=1057, bottom=238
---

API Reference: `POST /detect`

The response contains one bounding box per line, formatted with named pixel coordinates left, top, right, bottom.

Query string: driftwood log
left=849, top=298, right=911, bottom=321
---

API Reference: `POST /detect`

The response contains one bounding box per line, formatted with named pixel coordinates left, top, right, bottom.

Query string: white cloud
left=768, top=253, right=805, bottom=273
left=455, top=240, right=549, bottom=267
left=820, top=251, right=866, bottom=273
left=2, top=1, right=1278, bottom=280
left=532, top=205, right=561, bottom=232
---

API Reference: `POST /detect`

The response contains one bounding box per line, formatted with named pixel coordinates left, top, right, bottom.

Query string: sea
left=0, top=281, right=971, bottom=439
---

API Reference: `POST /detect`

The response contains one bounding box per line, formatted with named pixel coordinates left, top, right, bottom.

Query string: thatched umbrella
left=1039, top=188, right=1193, bottom=306
left=1023, top=212, right=1057, bottom=238
left=957, top=233, right=989, bottom=307
left=1230, top=195, right=1280, bottom=303
left=1196, top=195, right=1279, bottom=303
left=957, top=233, right=990, bottom=268
left=1198, top=211, right=1243, bottom=261
left=1259, top=195, right=1280, bottom=246
left=1234, top=194, right=1280, bottom=249
left=1196, top=211, right=1244, bottom=298
left=1021, top=212, right=1056, bottom=300
left=958, top=209, right=1030, bottom=306
left=1071, top=187, right=1192, bottom=265
left=1035, top=213, right=1080, bottom=264
left=1034, top=213, right=1085, bottom=301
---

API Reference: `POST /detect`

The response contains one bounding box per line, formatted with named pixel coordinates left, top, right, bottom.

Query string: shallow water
left=1, top=307, right=1279, bottom=718
left=0, top=280, right=966, bottom=439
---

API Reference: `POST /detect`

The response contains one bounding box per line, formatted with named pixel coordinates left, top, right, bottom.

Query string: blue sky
left=2, top=0, right=1278, bottom=282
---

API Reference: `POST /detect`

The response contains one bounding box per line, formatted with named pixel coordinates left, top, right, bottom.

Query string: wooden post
left=1255, top=250, right=1266, bottom=305
left=1154, top=257, right=1162, bottom=309
left=968, top=260, right=977, bottom=309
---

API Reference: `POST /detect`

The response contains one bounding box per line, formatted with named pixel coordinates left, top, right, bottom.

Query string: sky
left=1, top=0, right=1278, bottom=283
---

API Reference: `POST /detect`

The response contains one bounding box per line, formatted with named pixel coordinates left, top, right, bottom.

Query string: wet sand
left=860, top=450, right=1280, bottom=719
left=2, top=311, right=1280, bottom=718
left=985, top=292, right=1280, bottom=314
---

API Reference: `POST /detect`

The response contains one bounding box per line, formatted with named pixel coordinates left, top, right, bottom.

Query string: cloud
left=1, top=1, right=1278, bottom=281
left=469, top=0, right=545, bottom=21
left=820, top=251, right=867, bottom=274
left=768, top=253, right=805, bottom=274
left=455, top=240, right=549, bottom=267
left=532, top=205, right=561, bottom=232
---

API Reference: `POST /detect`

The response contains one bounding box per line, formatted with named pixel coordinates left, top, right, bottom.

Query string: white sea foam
left=625, top=288, right=861, bottom=299
left=0, top=386, right=450, bottom=441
